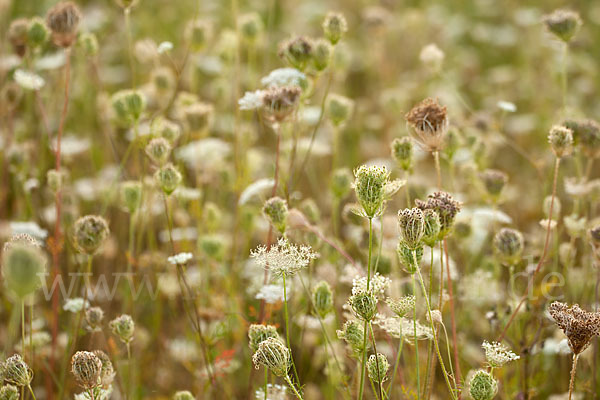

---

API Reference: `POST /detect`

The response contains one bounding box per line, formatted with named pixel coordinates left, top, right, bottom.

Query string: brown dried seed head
left=405, top=98, right=448, bottom=151
left=46, top=1, right=81, bottom=47
left=548, top=301, right=600, bottom=354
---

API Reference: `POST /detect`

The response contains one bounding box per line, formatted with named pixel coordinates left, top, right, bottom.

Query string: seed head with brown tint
left=548, top=301, right=600, bottom=355
left=405, top=98, right=448, bottom=152
left=415, top=191, right=461, bottom=237
left=46, top=1, right=81, bottom=47
left=261, top=86, right=301, bottom=124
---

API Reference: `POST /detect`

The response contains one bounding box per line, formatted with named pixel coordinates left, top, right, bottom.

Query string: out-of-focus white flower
left=238, top=90, right=265, bottom=110
left=497, top=101, right=517, bottom=113
left=14, top=69, right=45, bottom=90
left=352, top=273, right=391, bottom=298
left=419, top=43, right=444, bottom=71
left=255, top=383, right=288, bottom=400
left=52, top=136, right=90, bottom=157
left=10, top=221, right=48, bottom=240
left=168, top=338, right=199, bottom=362
left=373, top=315, right=433, bottom=342
left=167, top=252, right=193, bottom=265
left=176, top=138, right=231, bottom=170
left=261, top=68, right=306, bottom=88
left=255, top=284, right=285, bottom=304
left=74, top=386, right=113, bottom=400
left=63, top=298, right=89, bottom=313
left=158, top=227, right=198, bottom=243
left=157, top=41, right=173, bottom=54
left=239, top=178, right=275, bottom=205
left=35, top=52, right=66, bottom=70
left=175, top=187, right=202, bottom=201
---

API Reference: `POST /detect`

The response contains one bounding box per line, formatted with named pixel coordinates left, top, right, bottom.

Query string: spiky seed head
left=349, top=291, right=378, bottom=321
left=543, top=9, right=582, bottom=42
left=145, top=137, right=172, bottom=165
left=322, top=12, right=347, bottom=44
left=172, top=391, right=194, bottom=400
left=548, top=301, right=600, bottom=354
left=251, top=337, right=291, bottom=377
left=45, top=1, right=81, bottom=47
left=85, top=307, right=104, bottom=331
left=398, top=208, right=425, bottom=249
left=185, top=19, right=212, bottom=51
left=109, top=314, right=135, bottom=344
left=331, top=168, right=353, bottom=199
left=27, top=17, right=49, bottom=48
left=120, top=181, right=142, bottom=213
left=422, top=209, right=441, bottom=247
left=493, top=228, right=524, bottom=265
left=480, top=169, right=508, bottom=199
left=548, top=125, right=574, bottom=158
left=239, top=13, right=264, bottom=42
left=391, top=137, right=413, bottom=171
left=2, top=355, right=33, bottom=386
left=111, top=90, right=146, bottom=126
left=71, top=351, right=102, bottom=390
left=563, top=119, right=600, bottom=157
left=8, top=18, right=29, bottom=57
left=248, top=324, right=279, bottom=353
left=155, top=163, right=182, bottom=195
left=469, top=370, right=498, bottom=400
left=397, top=242, right=423, bottom=274
left=262, top=86, right=301, bottom=123
left=312, top=38, right=332, bottom=71
left=386, top=295, right=415, bottom=317
left=0, top=384, right=19, bottom=400
left=1, top=240, right=46, bottom=298
left=278, top=36, right=313, bottom=71
left=405, top=98, right=449, bottom=152
left=183, top=102, right=213, bottom=134
left=312, top=281, right=334, bottom=318
left=92, top=350, right=115, bottom=387
left=151, top=117, right=181, bottom=143
left=353, top=165, right=390, bottom=218
left=415, top=191, right=462, bottom=237
left=263, top=197, right=288, bottom=234
left=367, top=353, right=389, bottom=383
left=327, top=94, right=354, bottom=126
left=337, top=320, right=365, bottom=354
left=78, top=32, right=99, bottom=57
left=73, top=215, right=109, bottom=255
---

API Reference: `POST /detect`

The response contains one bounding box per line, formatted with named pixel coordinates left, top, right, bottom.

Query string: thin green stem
left=358, top=217, right=374, bottom=400
left=264, top=368, right=268, bottom=400
left=28, top=385, right=37, bottom=400
left=413, top=274, right=421, bottom=400
left=561, top=42, right=568, bottom=116
left=386, top=335, right=404, bottom=398
left=284, top=375, right=304, bottom=400
left=282, top=272, right=300, bottom=385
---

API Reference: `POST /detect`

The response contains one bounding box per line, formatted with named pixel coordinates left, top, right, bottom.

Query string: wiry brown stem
left=568, top=353, right=579, bottom=400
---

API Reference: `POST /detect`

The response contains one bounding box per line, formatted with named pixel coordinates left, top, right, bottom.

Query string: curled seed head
left=398, top=208, right=425, bottom=249
left=415, top=191, right=461, bottom=237
left=45, top=1, right=81, bottom=47
left=469, top=370, right=498, bottom=400
left=109, top=314, right=135, bottom=344
left=2, top=355, right=33, bottom=386
left=330, top=168, right=353, bottom=199
left=312, top=38, right=332, bottom=71
left=262, top=86, right=301, bottom=123
left=251, top=337, right=291, bottom=377
left=154, top=163, right=182, bottom=195
left=391, top=137, right=413, bottom=171
left=563, top=119, right=600, bottom=158
left=111, top=90, right=146, bottom=126
left=78, top=32, right=98, bottom=57
left=397, top=242, right=423, bottom=274
left=312, top=281, right=334, bottom=318
left=323, top=12, right=347, bottom=45
left=151, top=117, right=181, bottom=143
left=548, top=125, right=574, bottom=158
left=548, top=301, right=600, bottom=354
left=73, top=215, right=110, bottom=255
left=145, top=137, right=172, bottom=166
left=349, top=291, right=378, bottom=321
left=367, top=353, right=389, bottom=383
left=353, top=165, right=390, bottom=218
left=422, top=209, right=441, bottom=247
left=8, top=18, right=29, bottom=57
left=71, top=351, right=102, bottom=390
left=92, top=350, right=115, bottom=387
left=543, top=9, right=582, bottom=42
left=493, top=228, right=524, bottom=265
left=262, top=197, right=288, bottom=234
left=27, top=17, right=49, bottom=49
left=405, top=98, right=448, bottom=152
left=248, top=324, right=279, bottom=353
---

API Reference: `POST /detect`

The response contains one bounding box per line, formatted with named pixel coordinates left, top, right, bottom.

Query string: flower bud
left=73, top=215, right=110, bottom=255
left=248, top=324, right=279, bottom=352
left=145, top=137, right=171, bottom=165
left=27, top=17, right=49, bottom=48
left=386, top=295, right=415, bottom=318
left=0, top=384, right=19, bottom=400
left=263, top=197, right=288, bottom=234
left=391, top=137, right=413, bottom=171
left=46, top=1, right=81, bottom=47
left=71, top=351, right=102, bottom=390
left=469, top=370, right=498, bottom=400
left=312, top=38, right=332, bottom=71
left=111, top=90, right=146, bottom=126
left=239, top=13, right=263, bottom=42
left=330, top=168, right=353, bottom=199
left=337, top=320, right=365, bottom=354
left=353, top=165, right=390, bottom=218
left=422, top=209, right=441, bottom=247
left=398, top=208, right=425, bottom=249
left=322, top=12, right=347, bottom=45
left=278, top=36, right=313, bottom=71
left=85, top=307, right=104, bottom=331
left=543, top=9, right=581, bottom=42
left=2, top=355, right=33, bottom=386
left=493, top=228, right=524, bottom=265
left=120, top=181, right=142, bottom=213
left=110, top=314, right=135, bottom=344
left=367, top=353, right=389, bottom=383
left=312, top=281, right=333, bottom=318
left=151, top=117, right=182, bottom=143
left=480, top=169, right=508, bottom=200
left=349, top=291, right=378, bottom=321
left=1, top=241, right=46, bottom=298
left=78, top=32, right=99, bottom=57
left=327, top=94, right=354, bottom=126
left=251, top=337, right=291, bottom=377
left=154, top=163, right=182, bottom=195
left=548, top=125, right=574, bottom=158
left=397, top=242, right=423, bottom=274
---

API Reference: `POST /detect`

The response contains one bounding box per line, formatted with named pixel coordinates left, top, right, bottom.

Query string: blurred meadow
left=1, top=0, right=600, bottom=399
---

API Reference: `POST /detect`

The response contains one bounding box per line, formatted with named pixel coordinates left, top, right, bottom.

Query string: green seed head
left=151, top=67, right=175, bottom=93
left=337, top=320, right=365, bottom=354
left=386, top=295, right=415, bottom=318
left=248, top=324, right=279, bottom=352
left=251, top=337, right=291, bottom=377
left=398, top=208, right=425, bottom=249
left=422, top=209, right=441, bottom=247
left=543, top=9, right=581, bottom=42
left=278, top=36, right=313, bottom=71
left=353, top=165, right=390, bottom=218
left=78, top=32, right=99, bottom=57
left=391, top=137, right=413, bottom=171
left=312, top=281, right=334, bottom=318
left=154, top=163, right=182, bottom=195
left=27, top=17, right=49, bottom=48
left=367, top=353, right=389, bottom=383
left=46, top=169, right=67, bottom=193
left=469, top=370, right=498, bottom=400
left=397, top=242, right=423, bottom=274
left=73, top=215, right=110, bottom=255
left=239, top=13, right=264, bottom=42
left=109, top=314, right=135, bottom=344
left=120, top=181, right=142, bottom=213
left=145, top=137, right=172, bottom=165
left=262, top=197, right=288, bottom=234
left=480, top=169, right=508, bottom=199
left=111, top=90, right=146, bottom=126
left=323, top=12, right=348, bottom=45
left=331, top=167, right=353, bottom=199
left=151, top=117, right=181, bottom=143
left=1, top=355, right=33, bottom=386
left=349, top=291, right=378, bottom=321
left=1, top=240, right=46, bottom=298
left=327, top=94, right=354, bottom=126
left=312, top=38, right=332, bottom=71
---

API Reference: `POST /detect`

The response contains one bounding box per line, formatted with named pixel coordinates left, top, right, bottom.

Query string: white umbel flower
left=14, top=69, right=45, bottom=90
left=482, top=341, right=520, bottom=367
left=250, top=237, right=318, bottom=277
left=238, top=90, right=265, bottom=110
left=168, top=252, right=193, bottom=265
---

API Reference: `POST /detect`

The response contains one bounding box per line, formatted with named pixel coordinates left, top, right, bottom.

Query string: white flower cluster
left=482, top=341, right=520, bottom=368
left=373, top=315, right=433, bottom=342
left=63, top=297, right=90, bottom=313
left=352, top=272, right=391, bottom=297
left=255, top=383, right=288, bottom=400
left=238, top=68, right=306, bottom=111
left=255, top=284, right=285, bottom=304
left=250, top=238, right=318, bottom=277
left=167, top=252, right=193, bottom=265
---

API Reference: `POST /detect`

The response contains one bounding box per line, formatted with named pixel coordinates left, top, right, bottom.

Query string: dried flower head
left=415, top=191, right=462, bottom=237
left=482, top=341, right=520, bottom=368
left=278, top=36, right=313, bottom=70
left=337, top=320, right=365, bottom=353
left=398, top=208, right=425, bottom=249
left=85, top=307, right=104, bottom=332
left=2, top=355, right=33, bottom=386
left=493, top=228, right=524, bottom=265
left=145, top=137, right=172, bottom=165
left=262, top=86, right=301, bottom=123
left=405, top=98, right=449, bottom=152
left=1, top=240, right=46, bottom=298
left=543, top=9, right=582, bottom=42
left=263, top=197, right=288, bottom=234
left=548, top=302, right=600, bottom=354
left=109, top=314, right=135, bottom=344
left=367, top=353, right=389, bottom=383
left=563, top=119, right=600, bottom=157
left=391, top=137, right=413, bottom=172
left=469, top=369, right=498, bottom=400
left=8, top=18, right=29, bottom=56
left=353, top=165, right=390, bottom=218
left=248, top=324, right=279, bottom=353
left=548, top=125, right=574, bottom=158
left=71, top=351, right=102, bottom=390
left=251, top=238, right=318, bottom=277
left=73, top=215, right=110, bottom=255
left=45, top=1, right=81, bottom=47
left=323, top=12, right=347, bottom=45
left=312, top=281, right=334, bottom=318
left=154, top=163, right=182, bottom=195
left=251, top=337, right=291, bottom=377
left=480, top=169, right=508, bottom=199
left=386, top=295, right=415, bottom=318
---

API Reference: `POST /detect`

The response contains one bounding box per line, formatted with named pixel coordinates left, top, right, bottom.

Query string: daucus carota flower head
left=422, top=209, right=441, bottom=247
left=493, top=228, right=524, bottom=265
left=312, top=38, right=332, bottom=71
left=469, top=369, right=498, bottom=400
left=92, top=350, right=115, bottom=387
left=263, top=197, right=288, bottom=234
left=396, top=241, right=423, bottom=274
left=250, top=237, right=318, bottom=277
left=251, top=337, right=291, bottom=377
left=337, top=320, right=365, bottom=353
left=415, top=191, right=461, bottom=237
left=548, top=302, right=600, bottom=354
left=543, top=9, right=582, bottom=42
left=312, top=281, right=334, bottom=318
left=323, top=12, right=347, bottom=44
left=0, top=384, right=19, bottom=400
left=353, top=165, right=390, bottom=218
left=120, top=181, right=142, bottom=213
left=73, top=215, right=110, bottom=255
left=1, top=239, right=46, bottom=298
left=45, top=1, right=81, bottom=47
left=278, top=36, right=313, bottom=70
left=154, top=163, right=182, bottom=195
left=480, top=169, right=508, bottom=199
left=386, top=295, right=415, bottom=318
left=71, top=351, right=102, bottom=390
left=145, top=137, right=171, bottom=165
left=548, top=125, right=574, bottom=158
left=85, top=307, right=104, bottom=332
left=111, top=90, right=146, bottom=126
left=349, top=290, right=378, bottom=321
left=367, top=353, right=389, bottom=383
left=327, top=94, right=354, bottom=126
left=405, top=98, right=449, bottom=152
left=248, top=324, right=279, bottom=352
left=482, top=341, right=519, bottom=368
left=398, top=208, right=425, bottom=250
left=352, top=273, right=390, bottom=298
left=391, top=137, right=413, bottom=172
left=110, top=314, right=135, bottom=344
left=2, top=355, right=33, bottom=386
left=261, top=86, right=301, bottom=123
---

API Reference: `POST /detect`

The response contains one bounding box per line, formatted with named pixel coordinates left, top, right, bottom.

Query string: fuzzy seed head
left=353, top=165, right=390, bottom=218
left=251, top=337, right=291, bottom=377
left=327, top=94, right=354, bottom=126
left=27, top=17, right=49, bottom=48
left=0, top=384, right=19, bottom=400
left=45, top=1, right=81, bottom=47
left=278, top=36, right=313, bottom=71
left=73, top=215, right=109, bottom=255
left=398, top=208, right=425, bottom=249
left=239, top=13, right=264, bottom=42
left=493, top=228, right=524, bottom=265
left=415, top=191, right=461, bottom=237
left=312, top=38, right=332, bottom=71
left=248, top=324, right=279, bottom=353
left=111, top=90, right=146, bottom=126
left=71, top=351, right=102, bottom=390
left=154, top=163, right=182, bottom=195
left=422, top=209, right=441, bottom=246
left=396, top=242, right=423, bottom=274
left=1, top=355, right=33, bottom=386
left=151, top=117, right=181, bottom=143
left=391, top=137, right=413, bottom=171
left=145, top=137, right=172, bottom=165
left=469, top=370, right=498, bottom=400
left=263, top=197, right=288, bottom=234
left=1, top=240, right=46, bottom=298
left=405, top=98, right=448, bottom=152
left=8, top=19, right=28, bottom=57
left=349, top=291, right=378, bottom=321
left=548, top=125, right=574, bottom=158
left=78, top=32, right=98, bottom=57
left=367, top=353, right=389, bottom=383
left=312, top=281, right=334, bottom=318
left=337, top=320, right=365, bottom=353
left=109, top=314, right=135, bottom=344
left=323, top=12, right=347, bottom=44
left=543, top=9, right=582, bottom=42
left=120, top=181, right=142, bottom=213
left=548, top=301, right=600, bottom=354
left=480, top=169, right=508, bottom=199
left=85, top=307, right=105, bottom=331
left=386, top=295, right=415, bottom=317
